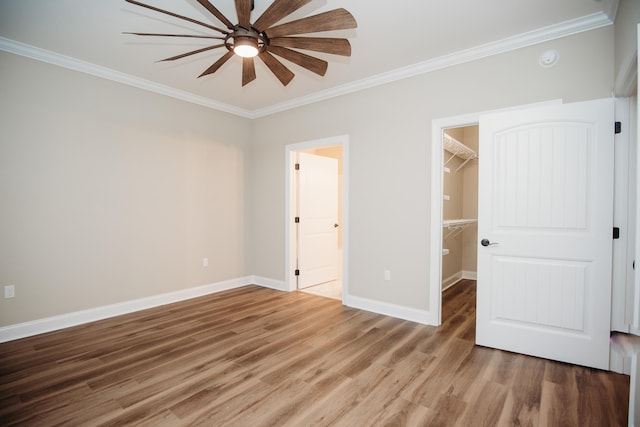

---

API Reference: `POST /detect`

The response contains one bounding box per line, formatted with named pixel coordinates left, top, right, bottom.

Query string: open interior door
left=476, top=98, right=614, bottom=370
left=297, top=152, right=339, bottom=289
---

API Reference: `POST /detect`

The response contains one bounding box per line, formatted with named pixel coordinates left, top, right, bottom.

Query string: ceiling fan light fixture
left=233, top=36, right=259, bottom=58
left=125, top=0, right=358, bottom=86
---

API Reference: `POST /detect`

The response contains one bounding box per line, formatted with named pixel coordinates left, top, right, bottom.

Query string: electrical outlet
left=4, top=285, right=15, bottom=299
left=203, top=258, right=209, bottom=267
left=384, top=270, right=391, bottom=281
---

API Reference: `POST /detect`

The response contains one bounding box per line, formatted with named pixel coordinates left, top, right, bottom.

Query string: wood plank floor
left=0, top=280, right=629, bottom=426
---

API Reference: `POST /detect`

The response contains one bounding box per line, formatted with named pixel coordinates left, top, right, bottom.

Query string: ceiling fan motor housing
left=226, top=26, right=267, bottom=57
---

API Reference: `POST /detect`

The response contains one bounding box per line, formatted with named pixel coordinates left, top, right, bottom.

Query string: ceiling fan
left=124, top=0, right=357, bottom=86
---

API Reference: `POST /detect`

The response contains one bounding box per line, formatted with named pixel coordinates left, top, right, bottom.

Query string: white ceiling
left=0, top=0, right=617, bottom=117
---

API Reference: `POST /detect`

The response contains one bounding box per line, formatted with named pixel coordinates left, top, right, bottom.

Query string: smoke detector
left=539, top=50, right=560, bottom=68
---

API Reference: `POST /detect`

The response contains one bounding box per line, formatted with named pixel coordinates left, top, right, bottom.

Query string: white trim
left=462, top=270, right=477, bottom=280
left=255, top=12, right=611, bottom=118
left=612, top=97, right=634, bottom=333
left=430, top=114, right=480, bottom=326
left=344, top=293, right=438, bottom=326
left=605, top=0, right=621, bottom=22
left=609, top=345, right=631, bottom=375
left=442, top=270, right=478, bottom=292
left=286, top=148, right=298, bottom=292
left=250, top=275, right=287, bottom=292
left=0, top=37, right=254, bottom=119
left=284, top=135, right=349, bottom=301
left=636, top=24, right=640, bottom=332
left=0, top=12, right=612, bottom=119
left=442, top=273, right=463, bottom=291
left=0, top=276, right=266, bottom=343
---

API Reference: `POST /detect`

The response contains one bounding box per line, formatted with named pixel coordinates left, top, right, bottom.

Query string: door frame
left=428, top=101, right=562, bottom=325
left=285, top=135, right=349, bottom=299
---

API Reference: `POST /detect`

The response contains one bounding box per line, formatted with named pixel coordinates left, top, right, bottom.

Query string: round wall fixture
left=539, top=49, right=559, bottom=68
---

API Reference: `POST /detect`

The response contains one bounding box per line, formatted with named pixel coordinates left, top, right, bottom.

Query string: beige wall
left=0, top=52, right=252, bottom=326
left=0, top=25, right=616, bottom=327
left=250, top=27, right=614, bottom=311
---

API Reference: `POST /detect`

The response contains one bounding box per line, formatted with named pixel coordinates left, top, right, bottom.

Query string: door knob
left=334, top=223, right=339, bottom=228
left=481, top=238, right=498, bottom=247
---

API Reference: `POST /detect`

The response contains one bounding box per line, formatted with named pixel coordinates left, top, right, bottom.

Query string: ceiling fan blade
left=158, top=44, right=225, bottom=62
left=242, top=57, right=257, bottom=86
left=268, top=46, right=327, bottom=76
left=265, top=9, right=357, bottom=38
left=125, top=0, right=229, bottom=34
left=258, top=51, right=295, bottom=86
left=253, top=0, right=312, bottom=32
left=196, top=0, right=235, bottom=29
left=270, top=37, right=351, bottom=56
left=235, top=0, right=252, bottom=28
left=199, top=50, right=235, bottom=77
left=124, top=32, right=225, bottom=40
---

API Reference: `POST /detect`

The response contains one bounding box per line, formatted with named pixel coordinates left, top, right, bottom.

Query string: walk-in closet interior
left=442, top=126, right=479, bottom=291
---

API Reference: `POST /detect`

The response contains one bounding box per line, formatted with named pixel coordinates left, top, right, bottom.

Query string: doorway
left=441, top=126, right=479, bottom=297
left=430, top=115, right=481, bottom=326
left=429, top=101, right=562, bottom=326
left=431, top=99, right=617, bottom=370
left=285, top=135, right=349, bottom=302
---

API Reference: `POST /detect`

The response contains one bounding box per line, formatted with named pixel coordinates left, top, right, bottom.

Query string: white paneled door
left=476, top=98, right=614, bottom=370
left=297, top=152, right=339, bottom=289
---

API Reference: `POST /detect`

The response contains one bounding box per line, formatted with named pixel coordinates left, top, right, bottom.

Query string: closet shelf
left=443, top=219, right=477, bottom=239
left=443, top=134, right=478, bottom=172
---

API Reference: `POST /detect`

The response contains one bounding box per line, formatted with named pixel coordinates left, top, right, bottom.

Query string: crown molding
left=252, top=11, right=613, bottom=118
left=605, top=0, right=620, bottom=21
left=0, top=37, right=255, bottom=119
left=1, top=11, right=613, bottom=120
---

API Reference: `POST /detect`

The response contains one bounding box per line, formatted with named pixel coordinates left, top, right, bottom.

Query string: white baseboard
left=462, top=270, right=477, bottom=280
left=442, top=272, right=463, bottom=291
left=442, top=270, right=477, bottom=291
left=343, top=293, right=438, bottom=326
left=0, top=276, right=289, bottom=343
left=249, top=275, right=287, bottom=291
left=609, top=349, right=631, bottom=375
left=3, top=274, right=447, bottom=342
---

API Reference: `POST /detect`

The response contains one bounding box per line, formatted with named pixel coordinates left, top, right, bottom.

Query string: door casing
left=429, top=101, right=562, bottom=325
left=285, top=135, right=349, bottom=298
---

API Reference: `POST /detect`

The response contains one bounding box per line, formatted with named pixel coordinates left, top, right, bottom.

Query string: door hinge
left=295, top=217, right=300, bottom=223
left=613, top=227, right=620, bottom=239
left=295, top=163, right=300, bottom=170
left=615, top=121, right=622, bottom=134
left=295, top=269, right=300, bottom=276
